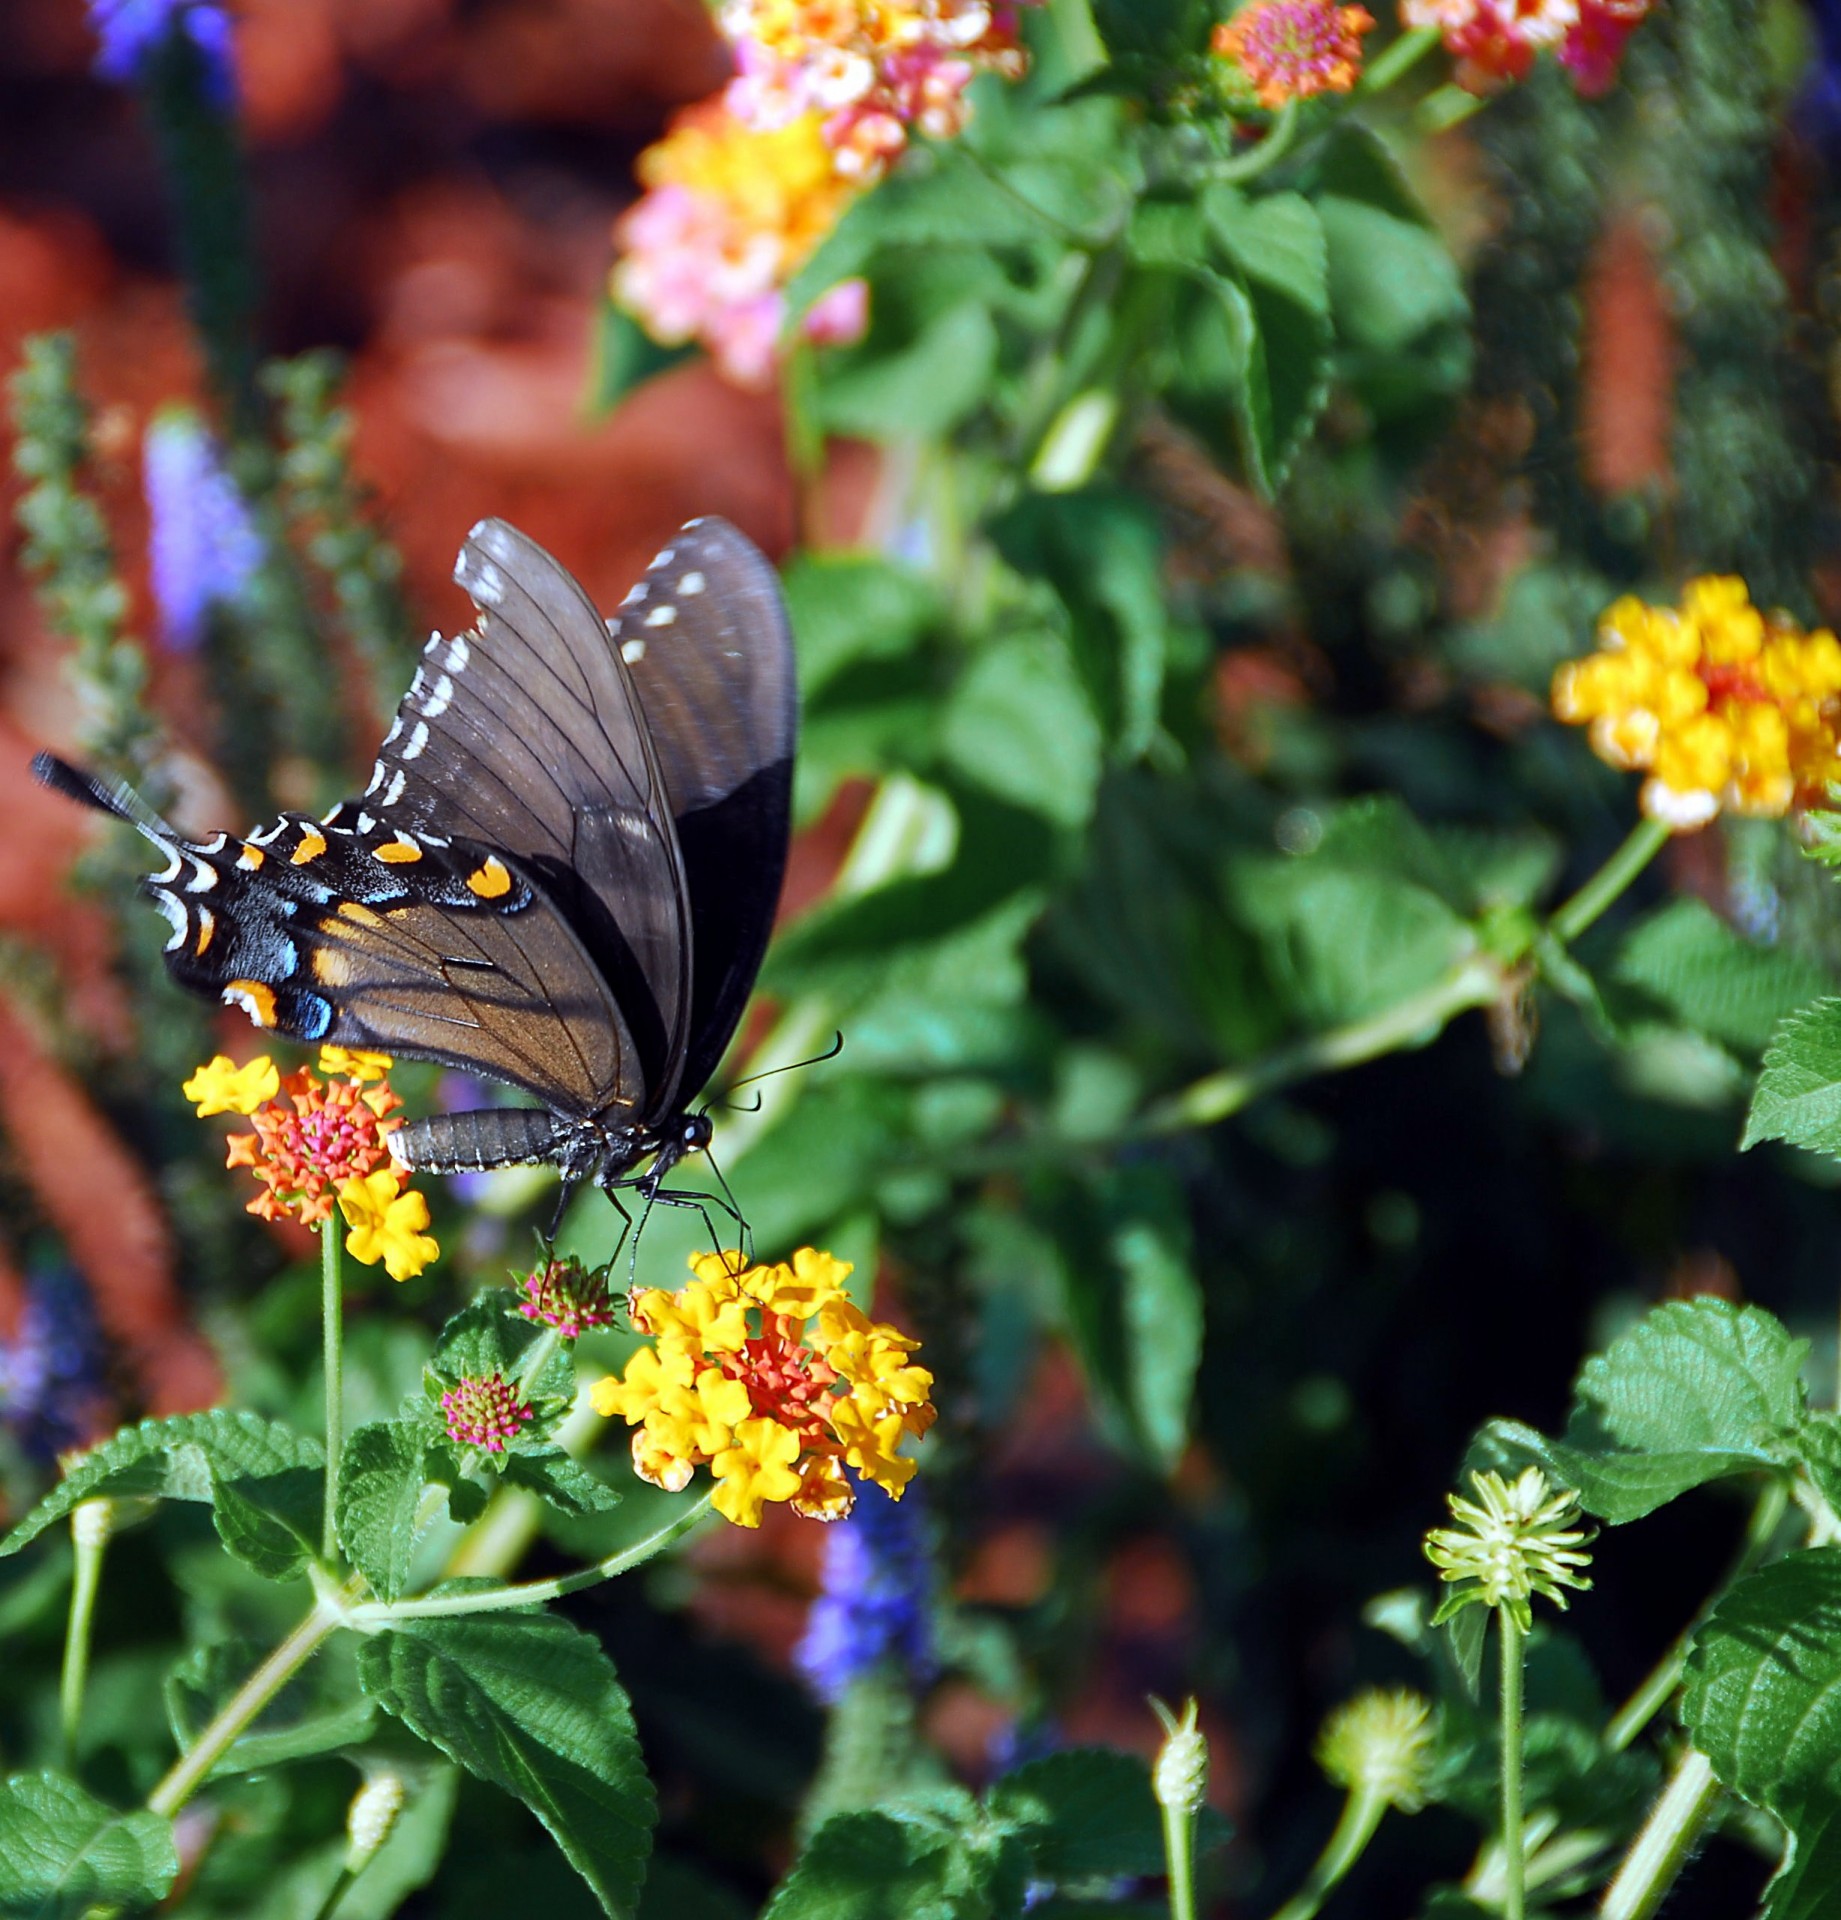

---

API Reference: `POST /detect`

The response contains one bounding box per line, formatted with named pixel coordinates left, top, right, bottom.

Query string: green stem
left=1142, top=955, right=1502, bottom=1134
left=1269, top=1786, right=1389, bottom=1920
left=1359, top=23, right=1443, bottom=93
left=322, top=1223, right=344, bottom=1562
left=1603, top=1478, right=1787, bottom=1753
left=307, top=1867, right=360, bottom=1920
left=1548, top=817, right=1671, bottom=945
left=1500, top=1609, right=1526, bottom=1920
left=1162, top=1795, right=1198, bottom=1920
left=348, top=1491, right=715, bottom=1626
left=59, top=1501, right=110, bottom=1768
left=147, top=1598, right=344, bottom=1818
left=1209, top=100, right=1301, bottom=184
left=1597, top=1750, right=1721, bottom=1920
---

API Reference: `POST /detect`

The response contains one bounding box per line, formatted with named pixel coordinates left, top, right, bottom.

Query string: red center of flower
left=718, top=1313, right=839, bottom=1441
left=1699, top=662, right=1767, bottom=706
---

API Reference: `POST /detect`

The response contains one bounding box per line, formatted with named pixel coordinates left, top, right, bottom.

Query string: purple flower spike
left=88, top=0, right=237, bottom=106
left=144, top=408, right=261, bottom=651
left=794, top=1479, right=935, bottom=1705
left=0, top=1268, right=110, bottom=1463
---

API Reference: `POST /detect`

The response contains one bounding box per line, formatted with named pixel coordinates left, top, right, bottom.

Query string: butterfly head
left=678, top=1112, right=713, bottom=1156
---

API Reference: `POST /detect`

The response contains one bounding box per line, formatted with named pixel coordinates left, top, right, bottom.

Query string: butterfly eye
left=682, top=1114, right=713, bottom=1154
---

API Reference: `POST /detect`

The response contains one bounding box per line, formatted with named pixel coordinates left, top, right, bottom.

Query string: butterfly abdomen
left=390, top=1106, right=568, bottom=1174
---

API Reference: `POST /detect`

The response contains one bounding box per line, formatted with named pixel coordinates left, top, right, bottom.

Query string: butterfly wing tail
left=32, top=753, right=182, bottom=847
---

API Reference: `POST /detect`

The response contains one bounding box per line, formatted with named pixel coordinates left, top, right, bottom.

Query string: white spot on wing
left=383, top=716, right=404, bottom=747
left=679, top=571, right=706, bottom=596
left=402, top=721, right=429, bottom=762
left=621, top=637, right=646, bottom=664
left=446, top=635, right=471, bottom=673
left=421, top=674, right=454, bottom=719
left=153, top=890, right=187, bottom=951
left=383, top=769, right=407, bottom=807
left=654, top=546, right=677, bottom=567
left=423, top=630, right=443, bottom=656
left=148, top=839, right=183, bottom=884
left=470, top=560, right=504, bottom=607
left=356, top=812, right=376, bottom=832
left=364, top=761, right=385, bottom=796
left=621, top=582, right=648, bottom=607
left=247, top=821, right=285, bottom=847
left=186, top=856, right=218, bottom=893
left=645, top=605, right=677, bottom=628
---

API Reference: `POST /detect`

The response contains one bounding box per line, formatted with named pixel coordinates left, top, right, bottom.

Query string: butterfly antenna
left=31, top=753, right=182, bottom=849
left=724, top=1030, right=845, bottom=1096
left=718, top=1088, right=765, bottom=1115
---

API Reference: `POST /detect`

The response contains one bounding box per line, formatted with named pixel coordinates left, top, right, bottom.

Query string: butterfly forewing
left=612, top=519, right=797, bottom=1096
left=362, top=518, right=693, bottom=1113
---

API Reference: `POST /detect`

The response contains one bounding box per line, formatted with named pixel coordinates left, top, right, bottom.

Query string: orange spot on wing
left=292, top=826, right=327, bottom=864
left=467, top=856, right=512, bottom=899
left=194, top=908, right=215, bottom=956
left=374, top=838, right=422, bottom=864
left=237, top=843, right=265, bottom=870
left=222, top=979, right=278, bottom=1028
left=338, top=902, right=384, bottom=928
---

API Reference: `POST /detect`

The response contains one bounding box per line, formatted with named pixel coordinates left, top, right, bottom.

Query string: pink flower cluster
left=720, top=0, right=1032, bottom=181
left=1402, top=0, right=1648, bottom=93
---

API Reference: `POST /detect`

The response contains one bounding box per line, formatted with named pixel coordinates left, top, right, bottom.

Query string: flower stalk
left=321, top=1222, right=343, bottom=1561
left=1269, top=1784, right=1388, bottom=1920
left=59, top=1498, right=112, bottom=1766
left=1499, top=1607, right=1527, bottom=1920
left=1151, top=1698, right=1207, bottom=1920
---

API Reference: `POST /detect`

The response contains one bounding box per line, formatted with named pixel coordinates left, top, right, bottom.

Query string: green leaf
left=336, top=1420, right=430, bottom=1603
left=1683, top=1549, right=1841, bottom=1808
left=358, top=1612, right=655, bottom=1919
left=588, top=301, right=695, bottom=412
left=784, top=556, right=944, bottom=702
left=1225, top=855, right=1473, bottom=1030
left=1758, top=1792, right=1841, bottom=1920
left=1745, top=998, right=1841, bottom=1159
left=166, top=1639, right=376, bottom=1778
left=761, top=1810, right=959, bottom=1920
left=208, top=1462, right=322, bottom=1582
left=941, top=631, right=1101, bottom=828
left=785, top=145, right=1067, bottom=318
left=429, top=1295, right=571, bottom=1402
left=1616, top=900, right=1831, bottom=1055
left=503, top=1448, right=624, bottom=1517
left=987, top=1750, right=1167, bottom=1881
left=1481, top=1417, right=1768, bottom=1525
left=0, top=1412, right=323, bottom=1558
left=812, top=301, right=999, bottom=441
left=1318, top=193, right=1467, bottom=357
left=1087, top=0, right=1207, bottom=57
left=1116, top=1212, right=1202, bottom=1477
left=0, top=1771, right=177, bottom=1918
left=991, top=491, right=1169, bottom=758
left=1576, top=1297, right=1807, bottom=1457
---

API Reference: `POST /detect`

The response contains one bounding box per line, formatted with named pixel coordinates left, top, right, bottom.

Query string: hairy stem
left=1500, top=1609, right=1526, bottom=1920
left=1549, top=817, right=1671, bottom=945
left=1269, top=1786, right=1389, bottom=1920
left=59, top=1501, right=111, bottom=1768
left=1597, top=1750, right=1721, bottom=1920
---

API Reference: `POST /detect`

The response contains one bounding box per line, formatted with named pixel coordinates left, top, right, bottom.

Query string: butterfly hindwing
left=142, top=809, right=640, bottom=1113
left=611, top=519, right=797, bottom=1096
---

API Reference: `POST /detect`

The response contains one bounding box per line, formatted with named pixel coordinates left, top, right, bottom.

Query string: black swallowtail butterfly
left=33, top=516, right=797, bottom=1201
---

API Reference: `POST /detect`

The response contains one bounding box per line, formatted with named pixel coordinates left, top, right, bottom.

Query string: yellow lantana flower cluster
left=592, top=1248, right=935, bottom=1528
left=1552, top=577, right=1841, bottom=829
left=181, top=1047, right=439, bottom=1282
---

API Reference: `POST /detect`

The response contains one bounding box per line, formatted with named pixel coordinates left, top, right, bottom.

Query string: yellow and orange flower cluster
left=1552, top=577, right=1841, bottom=830
left=182, top=1047, right=439, bottom=1281
left=592, top=1248, right=934, bottom=1528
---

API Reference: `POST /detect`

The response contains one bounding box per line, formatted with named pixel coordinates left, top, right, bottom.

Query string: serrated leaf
left=986, top=1750, right=1168, bottom=1880
left=1, top=1412, right=323, bottom=1558
left=0, top=1771, right=177, bottom=1917
left=588, top=301, right=695, bottom=412
left=503, top=1448, right=624, bottom=1518
left=761, top=1810, right=959, bottom=1920
left=1683, top=1549, right=1841, bottom=1808
left=1616, top=900, right=1831, bottom=1055
left=1745, top=998, right=1841, bottom=1158
left=166, top=1639, right=376, bottom=1778
left=1577, top=1297, right=1806, bottom=1457
left=209, top=1463, right=322, bottom=1581
left=1481, top=1417, right=1772, bottom=1524
left=429, top=1295, right=571, bottom=1402
left=357, top=1612, right=655, bottom=1919
left=336, top=1421, right=429, bottom=1603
